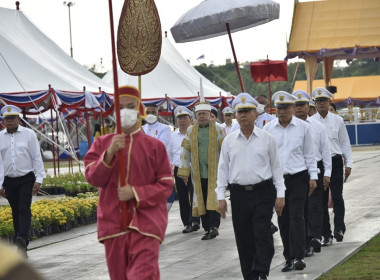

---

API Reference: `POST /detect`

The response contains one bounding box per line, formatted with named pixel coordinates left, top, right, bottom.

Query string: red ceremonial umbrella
left=250, top=58, right=287, bottom=111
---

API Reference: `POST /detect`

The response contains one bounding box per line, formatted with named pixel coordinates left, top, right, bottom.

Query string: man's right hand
left=0, top=189, right=6, bottom=198
left=218, top=200, right=228, bottom=219
left=275, top=197, right=285, bottom=216
left=180, top=176, right=188, bottom=186
left=105, top=134, right=126, bottom=164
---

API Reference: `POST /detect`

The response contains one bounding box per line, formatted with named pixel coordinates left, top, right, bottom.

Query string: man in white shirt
left=0, top=105, right=45, bottom=258
left=143, top=104, right=171, bottom=149
left=220, top=106, right=236, bottom=135
left=167, top=106, right=200, bottom=234
left=143, top=104, right=173, bottom=208
left=255, top=95, right=276, bottom=129
left=264, top=91, right=318, bottom=272
left=293, top=90, right=332, bottom=256
left=311, top=87, right=353, bottom=245
left=217, top=93, right=285, bottom=280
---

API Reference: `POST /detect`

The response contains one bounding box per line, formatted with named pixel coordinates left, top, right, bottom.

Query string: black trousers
left=230, top=180, right=276, bottom=279
left=307, top=161, right=324, bottom=242
left=200, top=178, right=220, bottom=231
left=278, top=170, right=308, bottom=260
left=3, top=172, right=36, bottom=246
left=322, top=155, right=345, bottom=238
left=174, top=167, right=200, bottom=227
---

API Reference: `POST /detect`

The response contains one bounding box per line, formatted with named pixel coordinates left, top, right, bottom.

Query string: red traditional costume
left=84, top=87, right=173, bottom=280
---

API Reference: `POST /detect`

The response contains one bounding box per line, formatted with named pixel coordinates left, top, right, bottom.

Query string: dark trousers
left=230, top=180, right=276, bottom=279
left=3, top=172, right=36, bottom=246
left=278, top=170, right=308, bottom=260
left=174, top=167, right=200, bottom=227
left=322, top=155, right=345, bottom=238
left=307, top=161, right=324, bottom=242
left=200, top=178, right=220, bottom=231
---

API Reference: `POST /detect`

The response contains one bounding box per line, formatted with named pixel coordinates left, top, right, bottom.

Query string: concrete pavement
left=18, top=146, right=380, bottom=279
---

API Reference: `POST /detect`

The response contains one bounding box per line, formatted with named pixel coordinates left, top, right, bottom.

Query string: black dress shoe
left=281, top=259, right=294, bottom=272
left=210, top=227, right=219, bottom=239
left=322, top=236, right=333, bottom=246
left=258, top=273, right=268, bottom=280
left=334, top=231, right=344, bottom=242
left=14, top=237, right=28, bottom=258
left=294, top=258, right=306, bottom=270
left=201, top=231, right=211, bottom=240
left=305, top=246, right=314, bottom=257
left=192, top=222, right=200, bottom=231
left=271, top=222, right=278, bottom=234
left=311, top=238, right=322, bottom=253
left=182, top=225, right=193, bottom=233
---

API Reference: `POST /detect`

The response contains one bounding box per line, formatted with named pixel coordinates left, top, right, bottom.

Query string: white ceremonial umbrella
left=171, top=0, right=280, bottom=92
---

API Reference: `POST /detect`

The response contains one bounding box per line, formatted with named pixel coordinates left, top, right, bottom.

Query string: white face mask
left=145, top=114, right=158, bottom=124
left=256, top=104, right=265, bottom=114
left=114, top=108, right=138, bottom=130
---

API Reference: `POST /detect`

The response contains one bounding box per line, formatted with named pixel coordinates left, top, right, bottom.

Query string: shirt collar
left=236, top=126, right=260, bottom=140
left=274, top=116, right=297, bottom=127
left=5, top=125, right=23, bottom=134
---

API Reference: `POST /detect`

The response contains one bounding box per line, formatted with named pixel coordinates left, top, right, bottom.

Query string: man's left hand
left=118, top=184, right=135, bottom=201
left=344, top=167, right=352, bottom=183
left=0, top=189, right=6, bottom=198
left=32, top=183, right=41, bottom=196
left=309, top=180, right=317, bottom=196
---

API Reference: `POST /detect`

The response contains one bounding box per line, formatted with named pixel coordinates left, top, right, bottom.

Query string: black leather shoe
left=294, top=258, right=306, bottom=270
left=14, top=237, right=28, bottom=258
left=281, top=259, right=294, bottom=272
left=192, top=222, right=200, bottom=231
left=210, top=227, right=219, bottom=239
left=201, top=231, right=211, bottom=240
left=271, top=222, right=278, bottom=234
left=322, top=236, right=333, bottom=246
left=305, top=246, right=313, bottom=257
left=311, top=238, right=322, bottom=253
left=182, top=225, right=193, bottom=234
left=334, top=231, right=344, bottom=242
left=258, top=274, right=268, bottom=280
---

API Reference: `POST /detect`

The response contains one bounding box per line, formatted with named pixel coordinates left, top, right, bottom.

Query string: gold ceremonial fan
left=117, top=0, right=162, bottom=76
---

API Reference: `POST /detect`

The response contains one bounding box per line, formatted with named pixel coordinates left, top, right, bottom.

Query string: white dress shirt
left=305, top=117, right=332, bottom=177
left=0, top=125, right=45, bottom=187
left=255, top=112, right=276, bottom=129
left=216, top=127, right=286, bottom=200
left=263, top=116, right=318, bottom=180
left=143, top=121, right=171, bottom=149
left=312, top=112, right=353, bottom=168
left=167, top=129, right=186, bottom=167
left=0, top=156, right=4, bottom=187
left=220, top=119, right=237, bottom=135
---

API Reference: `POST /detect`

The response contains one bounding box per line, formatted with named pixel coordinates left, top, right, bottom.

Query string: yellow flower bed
left=0, top=192, right=98, bottom=237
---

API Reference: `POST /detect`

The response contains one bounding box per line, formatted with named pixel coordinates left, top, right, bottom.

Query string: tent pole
left=50, top=108, right=57, bottom=177
left=56, top=112, right=60, bottom=176
left=76, top=120, right=81, bottom=172
left=226, top=23, right=245, bottom=92
left=85, top=108, right=92, bottom=149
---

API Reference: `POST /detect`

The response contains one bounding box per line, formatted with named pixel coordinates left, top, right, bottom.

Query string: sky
left=1, top=0, right=302, bottom=72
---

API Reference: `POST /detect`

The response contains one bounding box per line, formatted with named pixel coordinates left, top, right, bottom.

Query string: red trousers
left=103, top=230, right=160, bottom=280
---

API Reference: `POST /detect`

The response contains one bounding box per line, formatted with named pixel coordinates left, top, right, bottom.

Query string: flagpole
left=108, top=0, right=129, bottom=228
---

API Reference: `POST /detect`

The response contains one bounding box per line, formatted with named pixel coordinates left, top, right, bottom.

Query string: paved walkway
left=5, top=146, right=380, bottom=279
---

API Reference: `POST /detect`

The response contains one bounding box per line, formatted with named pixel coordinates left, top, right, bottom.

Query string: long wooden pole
left=226, top=23, right=245, bottom=92
left=108, top=0, right=129, bottom=228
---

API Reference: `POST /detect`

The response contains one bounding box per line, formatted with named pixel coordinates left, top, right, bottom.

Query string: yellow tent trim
left=288, top=0, right=380, bottom=54
left=293, top=75, right=380, bottom=103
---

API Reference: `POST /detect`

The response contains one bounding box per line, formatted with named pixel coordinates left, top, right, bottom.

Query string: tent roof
left=293, top=75, right=380, bottom=103
left=102, top=37, right=228, bottom=99
left=0, top=7, right=111, bottom=93
left=287, top=0, right=380, bottom=59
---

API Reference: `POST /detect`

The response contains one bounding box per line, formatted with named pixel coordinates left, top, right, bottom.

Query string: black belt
left=283, top=169, right=308, bottom=180
left=229, top=179, right=272, bottom=191
left=5, top=171, right=34, bottom=181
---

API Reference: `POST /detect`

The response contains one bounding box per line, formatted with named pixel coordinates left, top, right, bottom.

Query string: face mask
left=114, top=108, right=138, bottom=129
left=257, top=104, right=265, bottom=114
left=145, top=114, right=158, bottom=124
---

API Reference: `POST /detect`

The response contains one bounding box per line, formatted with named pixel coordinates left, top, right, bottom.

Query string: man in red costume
left=84, top=86, right=173, bottom=280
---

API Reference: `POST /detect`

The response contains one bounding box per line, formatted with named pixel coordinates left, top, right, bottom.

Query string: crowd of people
left=0, top=85, right=352, bottom=280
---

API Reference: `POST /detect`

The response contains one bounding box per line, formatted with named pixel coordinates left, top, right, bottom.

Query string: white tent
left=102, top=37, right=228, bottom=99
left=0, top=7, right=111, bottom=93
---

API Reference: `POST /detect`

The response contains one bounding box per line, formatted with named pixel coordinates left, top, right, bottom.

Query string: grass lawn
left=318, top=233, right=380, bottom=280
left=44, top=161, right=72, bottom=169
